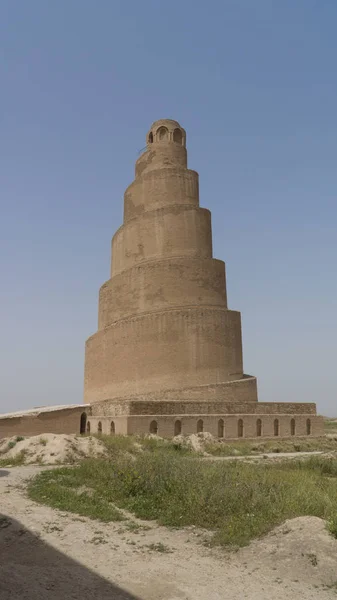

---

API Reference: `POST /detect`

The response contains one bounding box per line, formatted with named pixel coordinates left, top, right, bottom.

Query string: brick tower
left=84, top=119, right=323, bottom=438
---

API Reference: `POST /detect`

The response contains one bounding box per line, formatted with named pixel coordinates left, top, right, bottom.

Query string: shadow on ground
left=0, top=513, right=141, bottom=600
left=0, top=470, right=9, bottom=477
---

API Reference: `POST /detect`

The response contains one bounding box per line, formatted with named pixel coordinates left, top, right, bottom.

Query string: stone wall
left=0, top=401, right=324, bottom=441
left=99, top=258, right=227, bottom=327
left=90, top=399, right=316, bottom=417
left=85, top=308, right=246, bottom=404
left=0, top=407, right=87, bottom=439
left=111, top=205, right=212, bottom=275
left=123, top=167, right=199, bottom=221
left=85, top=413, right=324, bottom=439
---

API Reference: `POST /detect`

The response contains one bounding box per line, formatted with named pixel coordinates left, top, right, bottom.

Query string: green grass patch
left=28, top=465, right=125, bottom=522
left=97, top=433, right=192, bottom=457
left=97, top=434, right=137, bottom=455
left=27, top=451, right=337, bottom=548
left=324, top=419, right=337, bottom=432
left=0, top=450, right=27, bottom=467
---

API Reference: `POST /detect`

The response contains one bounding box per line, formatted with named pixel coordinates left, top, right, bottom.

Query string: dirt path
left=1, top=466, right=337, bottom=599
left=204, top=450, right=325, bottom=461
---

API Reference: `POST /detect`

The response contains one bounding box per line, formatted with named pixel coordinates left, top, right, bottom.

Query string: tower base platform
left=86, top=392, right=324, bottom=439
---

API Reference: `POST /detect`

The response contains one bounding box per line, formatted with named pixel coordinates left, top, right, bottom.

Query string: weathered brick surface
left=99, top=258, right=227, bottom=327
left=90, top=399, right=316, bottom=417
left=111, top=206, right=212, bottom=275
left=124, top=167, right=199, bottom=222
left=0, top=407, right=88, bottom=439
left=85, top=308, right=245, bottom=404
left=86, top=413, right=324, bottom=439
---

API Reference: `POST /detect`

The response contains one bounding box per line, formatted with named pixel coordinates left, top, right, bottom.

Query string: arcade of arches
left=81, top=415, right=313, bottom=439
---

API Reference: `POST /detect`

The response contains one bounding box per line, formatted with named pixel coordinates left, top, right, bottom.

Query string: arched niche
left=150, top=420, right=158, bottom=434
left=174, top=420, right=182, bottom=436
left=157, top=126, right=168, bottom=142
left=80, top=412, right=87, bottom=435
left=173, top=128, right=183, bottom=144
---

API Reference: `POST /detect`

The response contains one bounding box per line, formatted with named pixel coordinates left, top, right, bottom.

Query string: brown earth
left=1, top=466, right=337, bottom=599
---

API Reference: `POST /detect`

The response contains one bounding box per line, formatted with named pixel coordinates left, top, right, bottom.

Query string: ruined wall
left=0, top=407, right=87, bottom=439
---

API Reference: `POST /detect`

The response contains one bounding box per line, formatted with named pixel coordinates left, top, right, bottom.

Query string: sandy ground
left=1, top=466, right=337, bottom=599
left=0, top=433, right=106, bottom=464
left=0, top=432, right=331, bottom=466
left=204, top=450, right=325, bottom=461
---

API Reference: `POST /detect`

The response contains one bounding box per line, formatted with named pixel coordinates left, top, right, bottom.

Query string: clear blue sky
left=1, top=0, right=336, bottom=416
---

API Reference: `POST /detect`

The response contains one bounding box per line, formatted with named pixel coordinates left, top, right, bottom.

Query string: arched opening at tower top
left=157, top=126, right=168, bottom=141
left=148, top=131, right=153, bottom=143
left=80, top=412, right=87, bottom=435
left=173, top=128, right=183, bottom=144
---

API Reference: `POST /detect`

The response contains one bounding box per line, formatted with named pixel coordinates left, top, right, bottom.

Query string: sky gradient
left=1, top=0, right=336, bottom=416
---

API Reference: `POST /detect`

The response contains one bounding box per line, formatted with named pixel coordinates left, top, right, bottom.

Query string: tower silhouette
left=84, top=119, right=322, bottom=439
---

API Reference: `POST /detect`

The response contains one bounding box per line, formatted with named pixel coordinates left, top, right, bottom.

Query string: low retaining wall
left=86, top=413, right=324, bottom=439
left=0, top=407, right=88, bottom=439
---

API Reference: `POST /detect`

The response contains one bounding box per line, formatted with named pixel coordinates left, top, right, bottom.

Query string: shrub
left=28, top=452, right=337, bottom=547
left=0, top=450, right=27, bottom=467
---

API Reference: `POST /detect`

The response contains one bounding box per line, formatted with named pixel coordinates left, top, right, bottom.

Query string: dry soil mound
left=0, top=434, right=106, bottom=465
left=173, top=432, right=214, bottom=453
left=240, top=516, right=337, bottom=588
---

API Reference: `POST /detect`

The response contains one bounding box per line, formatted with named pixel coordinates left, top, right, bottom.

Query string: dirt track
left=1, top=465, right=337, bottom=600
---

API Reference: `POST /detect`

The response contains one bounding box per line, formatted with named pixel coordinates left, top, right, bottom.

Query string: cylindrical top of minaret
left=147, top=119, right=186, bottom=145
left=135, top=119, right=187, bottom=177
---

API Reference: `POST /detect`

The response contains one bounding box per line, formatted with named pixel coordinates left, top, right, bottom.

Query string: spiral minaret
left=0, top=119, right=322, bottom=442
left=84, top=119, right=258, bottom=405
